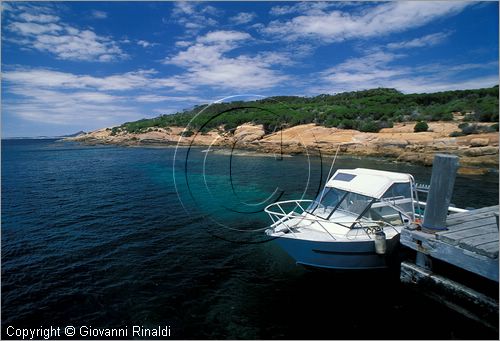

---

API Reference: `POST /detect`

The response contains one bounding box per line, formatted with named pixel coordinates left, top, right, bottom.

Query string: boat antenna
left=317, top=144, right=341, bottom=204
left=279, top=123, right=283, bottom=160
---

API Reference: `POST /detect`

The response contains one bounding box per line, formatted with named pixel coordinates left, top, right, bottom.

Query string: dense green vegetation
left=414, top=121, right=429, bottom=133
left=118, top=86, right=498, bottom=134
left=449, top=122, right=499, bottom=137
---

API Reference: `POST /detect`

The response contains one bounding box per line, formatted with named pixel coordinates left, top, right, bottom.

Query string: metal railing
left=265, top=199, right=400, bottom=240
left=264, top=199, right=337, bottom=239
left=416, top=201, right=469, bottom=214
left=415, top=183, right=430, bottom=194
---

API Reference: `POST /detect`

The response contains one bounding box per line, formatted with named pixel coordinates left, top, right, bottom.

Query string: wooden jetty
left=401, top=205, right=499, bottom=282
left=400, top=154, right=499, bottom=330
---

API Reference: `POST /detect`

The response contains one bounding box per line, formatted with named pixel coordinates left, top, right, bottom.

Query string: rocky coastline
left=67, top=121, right=499, bottom=175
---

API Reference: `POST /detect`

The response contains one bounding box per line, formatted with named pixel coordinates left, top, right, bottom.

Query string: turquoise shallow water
left=2, top=139, right=498, bottom=339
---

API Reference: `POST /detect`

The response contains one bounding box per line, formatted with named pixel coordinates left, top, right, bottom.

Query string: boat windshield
left=306, top=187, right=373, bottom=221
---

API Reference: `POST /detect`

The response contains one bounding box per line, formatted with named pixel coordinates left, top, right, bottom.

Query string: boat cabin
left=306, top=168, right=416, bottom=228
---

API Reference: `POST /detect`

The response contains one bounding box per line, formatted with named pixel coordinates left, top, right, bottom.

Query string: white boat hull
left=273, top=234, right=400, bottom=270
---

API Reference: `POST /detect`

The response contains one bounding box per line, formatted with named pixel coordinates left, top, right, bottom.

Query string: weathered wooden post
left=422, top=154, right=459, bottom=232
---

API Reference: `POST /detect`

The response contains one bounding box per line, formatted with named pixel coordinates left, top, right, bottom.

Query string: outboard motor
left=374, top=230, right=387, bottom=255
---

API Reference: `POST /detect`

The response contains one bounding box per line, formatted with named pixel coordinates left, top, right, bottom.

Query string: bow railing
left=265, top=200, right=400, bottom=240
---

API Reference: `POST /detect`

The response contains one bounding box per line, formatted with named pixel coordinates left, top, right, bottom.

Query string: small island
left=68, top=87, right=499, bottom=175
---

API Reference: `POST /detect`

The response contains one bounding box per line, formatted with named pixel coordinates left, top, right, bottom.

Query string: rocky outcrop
left=232, top=123, right=265, bottom=143
left=470, top=138, right=490, bottom=147
left=462, top=146, right=498, bottom=157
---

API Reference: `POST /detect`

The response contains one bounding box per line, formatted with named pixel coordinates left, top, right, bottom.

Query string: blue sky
left=2, top=1, right=498, bottom=137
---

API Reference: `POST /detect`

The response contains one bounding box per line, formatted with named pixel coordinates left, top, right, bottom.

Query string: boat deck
left=401, top=205, right=499, bottom=282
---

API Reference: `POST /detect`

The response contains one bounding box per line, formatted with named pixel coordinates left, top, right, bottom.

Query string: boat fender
left=374, top=230, right=387, bottom=255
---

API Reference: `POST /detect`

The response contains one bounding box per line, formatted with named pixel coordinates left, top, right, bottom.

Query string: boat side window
left=365, top=201, right=404, bottom=226
left=381, top=182, right=413, bottom=217
left=362, top=182, right=413, bottom=225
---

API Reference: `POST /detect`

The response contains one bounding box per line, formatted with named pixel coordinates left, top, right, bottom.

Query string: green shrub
left=223, top=122, right=238, bottom=132
left=338, top=119, right=357, bottom=130
left=441, top=112, right=454, bottom=121
left=359, top=120, right=380, bottom=132
left=463, top=113, right=475, bottom=122
left=462, top=124, right=480, bottom=135
left=459, top=123, right=492, bottom=135
left=414, top=121, right=429, bottom=133
left=324, top=118, right=340, bottom=128
left=449, top=131, right=464, bottom=137
left=458, top=122, right=469, bottom=129
left=378, top=120, right=394, bottom=129
left=179, top=130, right=194, bottom=137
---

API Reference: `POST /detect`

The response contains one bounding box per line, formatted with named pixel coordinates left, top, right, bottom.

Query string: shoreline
left=66, top=121, right=499, bottom=176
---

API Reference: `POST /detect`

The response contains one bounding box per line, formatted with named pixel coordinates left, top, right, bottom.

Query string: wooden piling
left=422, top=154, right=459, bottom=232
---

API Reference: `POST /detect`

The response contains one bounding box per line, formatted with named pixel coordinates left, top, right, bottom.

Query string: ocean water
left=2, top=139, right=498, bottom=339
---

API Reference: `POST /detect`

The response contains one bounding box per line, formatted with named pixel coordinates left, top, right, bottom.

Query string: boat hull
left=274, top=235, right=400, bottom=270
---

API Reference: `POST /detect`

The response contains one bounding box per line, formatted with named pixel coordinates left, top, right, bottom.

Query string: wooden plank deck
left=401, top=205, right=499, bottom=282
left=438, top=205, right=499, bottom=259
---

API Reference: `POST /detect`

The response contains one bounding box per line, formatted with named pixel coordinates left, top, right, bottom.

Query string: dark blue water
left=2, top=139, right=498, bottom=339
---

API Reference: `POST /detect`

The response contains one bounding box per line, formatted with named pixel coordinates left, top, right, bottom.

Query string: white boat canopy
left=325, top=168, right=413, bottom=199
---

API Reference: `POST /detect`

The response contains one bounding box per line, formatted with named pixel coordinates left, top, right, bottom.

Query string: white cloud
left=270, top=2, right=338, bottom=16
left=137, top=39, right=159, bottom=48
left=91, top=10, right=107, bottom=19
left=18, top=12, right=59, bottom=23
left=255, top=51, right=295, bottom=66
left=175, top=40, right=192, bottom=47
left=203, top=5, right=221, bottom=16
left=2, top=67, right=198, bottom=127
left=3, top=67, right=192, bottom=93
left=314, top=51, right=408, bottom=92
left=172, top=1, right=196, bottom=16
left=136, top=94, right=204, bottom=103
left=229, top=12, right=256, bottom=25
left=383, top=75, right=499, bottom=94
left=387, top=32, right=452, bottom=49
left=8, top=22, right=62, bottom=35
left=136, top=95, right=176, bottom=103
left=196, top=30, right=251, bottom=44
left=165, top=31, right=288, bottom=90
left=3, top=87, right=137, bottom=126
left=170, top=1, right=220, bottom=34
left=34, top=30, right=125, bottom=62
left=6, top=6, right=126, bottom=62
left=313, top=50, right=498, bottom=94
left=263, top=2, right=471, bottom=43
left=75, top=92, right=119, bottom=103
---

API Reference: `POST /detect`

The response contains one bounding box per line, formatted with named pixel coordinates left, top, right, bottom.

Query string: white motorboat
left=265, top=168, right=430, bottom=270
